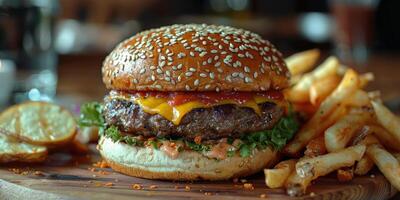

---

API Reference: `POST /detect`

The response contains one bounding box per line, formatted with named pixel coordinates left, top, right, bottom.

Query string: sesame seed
left=238, top=54, right=245, bottom=58
left=205, top=84, right=211, bottom=89
left=263, top=56, right=271, bottom=62
left=159, top=61, right=166, bottom=67
left=217, top=68, right=223, bottom=73
left=165, top=70, right=171, bottom=76
left=177, top=76, right=182, bottom=82
left=216, top=87, right=220, bottom=92
left=194, top=79, right=199, bottom=86
left=167, top=57, right=173, bottom=62
left=189, top=68, right=196, bottom=72
left=245, top=77, right=252, bottom=83
left=253, top=72, right=258, bottom=78
left=232, top=72, right=239, bottom=77
left=133, top=78, right=138, bottom=84
left=199, top=52, right=207, bottom=57
left=185, top=85, right=190, bottom=91
left=211, top=50, right=218, bottom=54
left=172, top=66, right=177, bottom=70
left=190, top=52, right=195, bottom=57
left=177, top=64, right=183, bottom=69
left=155, top=84, right=162, bottom=89
left=200, top=73, right=207, bottom=77
left=156, top=68, right=163, bottom=74
left=151, top=75, right=156, bottom=81
left=244, top=66, right=250, bottom=73
left=226, top=75, right=232, bottom=82
left=214, top=56, right=219, bottom=61
left=165, top=77, right=171, bottom=81
left=185, top=72, right=193, bottom=77
left=209, top=72, right=215, bottom=79
left=239, top=73, right=245, bottom=78
left=139, top=68, right=146, bottom=74
left=245, top=51, right=253, bottom=59
left=207, top=58, right=212, bottom=64
left=160, top=56, right=166, bottom=60
left=150, top=65, right=156, bottom=70
left=177, top=52, right=186, bottom=58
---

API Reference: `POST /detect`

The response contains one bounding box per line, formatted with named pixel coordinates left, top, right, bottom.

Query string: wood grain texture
left=0, top=145, right=397, bottom=200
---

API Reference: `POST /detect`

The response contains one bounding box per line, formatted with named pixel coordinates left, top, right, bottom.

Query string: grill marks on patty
left=103, top=98, right=283, bottom=141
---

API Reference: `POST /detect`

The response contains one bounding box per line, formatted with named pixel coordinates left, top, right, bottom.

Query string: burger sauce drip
left=160, top=141, right=179, bottom=159
left=129, top=91, right=283, bottom=106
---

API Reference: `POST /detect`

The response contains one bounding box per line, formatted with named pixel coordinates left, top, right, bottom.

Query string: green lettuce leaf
left=238, top=109, right=299, bottom=157
left=78, top=102, right=105, bottom=134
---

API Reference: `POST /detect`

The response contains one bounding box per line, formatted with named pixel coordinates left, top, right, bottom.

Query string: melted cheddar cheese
left=111, top=93, right=283, bottom=125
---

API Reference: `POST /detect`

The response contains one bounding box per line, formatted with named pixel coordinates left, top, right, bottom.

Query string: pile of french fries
left=264, top=49, right=400, bottom=196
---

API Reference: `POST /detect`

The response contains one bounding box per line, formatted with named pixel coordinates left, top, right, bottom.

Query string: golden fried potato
left=265, top=159, right=297, bottom=189
left=285, top=49, right=320, bottom=76
left=0, top=101, right=77, bottom=146
left=0, top=130, right=47, bottom=163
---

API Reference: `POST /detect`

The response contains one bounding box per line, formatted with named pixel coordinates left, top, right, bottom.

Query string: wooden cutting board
left=0, top=145, right=397, bottom=200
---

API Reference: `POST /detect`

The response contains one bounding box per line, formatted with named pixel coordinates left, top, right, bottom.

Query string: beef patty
left=103, top=97, right=283, bottom=140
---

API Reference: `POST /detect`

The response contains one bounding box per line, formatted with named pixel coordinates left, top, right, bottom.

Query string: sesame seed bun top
left=102, top=24, right=290, bottom=92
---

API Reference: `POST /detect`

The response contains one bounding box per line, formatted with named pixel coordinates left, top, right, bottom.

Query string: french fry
left=304, top=136, right=326, bottom=157
left=359, top=72, right=374, bottom=88
left=354, top=155, right=375, bottom=175
left=284, top=105, right=346, bottom=157
left=371, top=101, right=400, bottom=144
left=367, top=144, right=400, bottom=191
left=344, top=90, right=371, bottom=108
left=290, top=74, right=302, bottom=85
left=353, top=134, right=378, bottom=175
left=368, top=91, right=381, bottom=102
left=337, top=65, right=348, bottom=76
left=287, top=145, right=365, bottom=195
left=337, top=167, right=354, bottom=182
left=325, top=112, right=372, bottom=152
left=392, top=152, right=400, bottom=163
left=367, top=124, right=400, bottom=151
left=285, top=49, right=320, bottom=76
left=285, top=56, right=340, bottom=103
left=264, top=159, right=297, bottom=188
left=285, top=168, right=313, bottom=196
left=284, top=69, right=360, bottom=156
left=356, top=134, right=380, bottom=146
left=296, top=145, right=365, bottom=180
left=309, top=74, right=341, bottom=105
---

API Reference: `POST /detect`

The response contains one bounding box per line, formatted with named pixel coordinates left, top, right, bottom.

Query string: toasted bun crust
left=102, top=24, right=289, bottom=92
left=98, top=136, right=279, bottom=180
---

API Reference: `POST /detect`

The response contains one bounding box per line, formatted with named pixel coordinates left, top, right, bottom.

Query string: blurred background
left=0, top=0, right=399, bottom=112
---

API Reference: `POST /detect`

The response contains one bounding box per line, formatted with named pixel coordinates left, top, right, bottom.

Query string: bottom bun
left=98, top=136, right=279, bottom=180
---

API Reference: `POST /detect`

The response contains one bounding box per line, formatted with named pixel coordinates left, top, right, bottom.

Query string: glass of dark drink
left=329, top=0, right=379, bottom=65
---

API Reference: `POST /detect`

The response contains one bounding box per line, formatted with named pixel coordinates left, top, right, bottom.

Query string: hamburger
left=79, top=24, right=298, bottom=180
